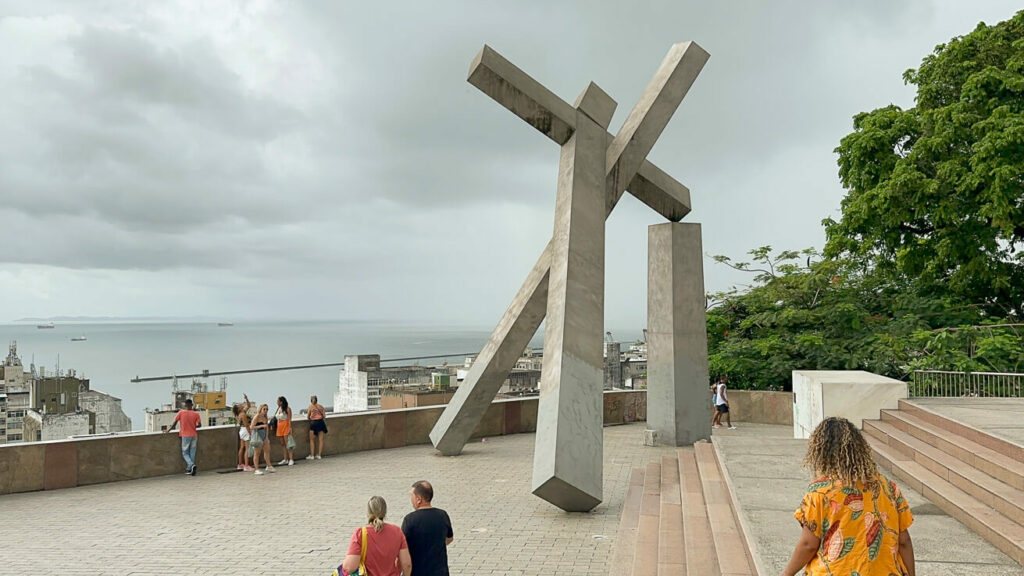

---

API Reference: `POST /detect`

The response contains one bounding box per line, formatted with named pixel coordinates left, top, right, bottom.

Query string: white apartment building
left=335, top=355, right=383, bottom=413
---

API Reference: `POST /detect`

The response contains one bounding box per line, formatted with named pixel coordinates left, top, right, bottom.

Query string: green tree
left=824, top=10, right=1024, bottom=315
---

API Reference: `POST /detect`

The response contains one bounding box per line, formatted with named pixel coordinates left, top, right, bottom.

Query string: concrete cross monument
left=430, top=42, right=711, bottom=512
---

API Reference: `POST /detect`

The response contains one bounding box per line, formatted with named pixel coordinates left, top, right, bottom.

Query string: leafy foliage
left=824, top=11, right=1024, bottom=315
left=707, top=248, right=1024, bottom=390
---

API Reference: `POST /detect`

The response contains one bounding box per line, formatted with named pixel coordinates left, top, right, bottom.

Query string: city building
left=144, top=377, right=232, bottom=432
left=1, top=342, right=32, bottom=443
left=79, top=390, right=133, bottom=434
left=1, top=342, right=132, bottom=442
left=603, top=341, right=623, bottom=390
left=23, top=410, right=92, bottom=442
left=334, top=355, right=438, bottom=413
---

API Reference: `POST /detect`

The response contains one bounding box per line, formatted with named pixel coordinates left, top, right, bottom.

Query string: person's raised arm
left=780, top=524, right=819, bottom=576
left=898, top=530, right=915, bottom=576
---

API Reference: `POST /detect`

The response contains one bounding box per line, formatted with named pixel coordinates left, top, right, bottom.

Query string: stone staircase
left=609, top=443, right=756, bottom=575
left=864, top=399, right=1024, bottom=565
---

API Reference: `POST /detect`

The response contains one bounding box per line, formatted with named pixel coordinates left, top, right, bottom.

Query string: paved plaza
left=1, top=423, right=676, bottom=576
left=715, top=423, right=1024, bottom=576
left=912, top=397, right=1024, bottom=447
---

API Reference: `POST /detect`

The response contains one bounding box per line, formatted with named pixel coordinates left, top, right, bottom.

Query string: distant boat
left=217, top=322, right=234, bottom=327
left=71, top=336, right=87, bottom=342
left=37, top=322, right=55, bottom=329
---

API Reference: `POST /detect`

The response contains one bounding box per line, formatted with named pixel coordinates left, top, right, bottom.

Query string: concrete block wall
left=0, top=390, right=642, bottom=496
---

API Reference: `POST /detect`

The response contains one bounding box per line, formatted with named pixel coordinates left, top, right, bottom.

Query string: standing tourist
left=233, top=393, right=254, bottom=471
left=710, top=378, right=722, bottom=428
left=338, top=496, right=412, bottom=576
left=275, top=396, right=295, bottom=466
left=163, top=398, right=201, bottom=476
left=251, top=403, right=274, bottom=475
left=306, top=395, right=327, bottom=460
left=402, top=480, right=454, bottom=576
left=715, top=375, right=736, bottom=429
left=781, top=417, right=915, bottom=576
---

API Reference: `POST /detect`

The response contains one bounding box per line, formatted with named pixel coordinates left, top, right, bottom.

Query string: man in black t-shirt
left=401, top=480, right=454, bottom=576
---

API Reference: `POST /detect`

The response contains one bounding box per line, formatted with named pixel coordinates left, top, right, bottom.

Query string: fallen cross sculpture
left=431, top=42, right=710, bottom=512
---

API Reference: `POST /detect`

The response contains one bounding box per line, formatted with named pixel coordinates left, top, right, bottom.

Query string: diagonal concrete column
left=531, top=84, right=613, bottom=512
left=429, top=242, right=550, bottom=455
left=647, top=222, right=711, bottom=446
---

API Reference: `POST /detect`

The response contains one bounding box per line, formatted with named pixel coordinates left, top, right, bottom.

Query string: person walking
left=275, top=396, right=295, bottom=466
left=251, top=403, right=274, bottom=475
left=233, top=393, right=254, bottom=471
left=402, top=480, right=454, bottom=576
left=163, top=398, right=201, bottom=476
left=781, top=416, right=915, bottom=576
left=306, top=395, right=327, bottom=461
left=715, top=376, right=736, bottom=429
left=710, top=378, right=722, bottom=428
left=338, top=496, right=412, bottom=576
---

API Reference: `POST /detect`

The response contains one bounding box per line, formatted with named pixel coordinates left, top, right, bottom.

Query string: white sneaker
left=267, top=466, right=276, bottom=473
left=254, top=470, right=264, bottom=475
left=277, top=459, right=288, bottom=465
left=305, top=455, right=315, bottom=460
left=288, top=460, right=294, bottom=466
left=315, top=455, right=322, bottom=460
left=712, top=425, right=721, bottom=428
left=729, top=426, right=737, bottom=429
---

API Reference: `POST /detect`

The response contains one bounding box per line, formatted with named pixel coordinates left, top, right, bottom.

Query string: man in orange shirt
left=164, top=398, right=202, bottom=476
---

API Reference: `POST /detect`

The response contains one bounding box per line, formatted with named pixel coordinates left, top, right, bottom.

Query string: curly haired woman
left=781, top=417, right=915, bottom=576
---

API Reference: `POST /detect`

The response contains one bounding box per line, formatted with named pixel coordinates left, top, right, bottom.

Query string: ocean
left=0, top=320, right=643, bottom=430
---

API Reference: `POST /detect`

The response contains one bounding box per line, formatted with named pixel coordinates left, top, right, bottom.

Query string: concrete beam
left=468, top=45, right=693, bottom=221
left=646, top=222, right=710, bottom=446
left=532, top=88, right=611, bottom=512
left=429, top=243, right=550, bottom=455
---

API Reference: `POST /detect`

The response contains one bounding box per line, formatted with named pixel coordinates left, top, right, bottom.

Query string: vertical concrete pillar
left=532, top=88, right=612, bottom=513
left=647, top=222, right=710, bottom=446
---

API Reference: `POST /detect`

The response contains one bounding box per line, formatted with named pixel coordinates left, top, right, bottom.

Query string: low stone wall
left=727, top=390, right=793, bottom=425
left=0, top=390, right=647, bottom=496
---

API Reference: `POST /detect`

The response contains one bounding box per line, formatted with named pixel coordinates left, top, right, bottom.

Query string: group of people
left=232, top=394, right=330, bottom=475
left=165, top=393, right=330, bottom=476
left=335, top=480, right=454, bottom=576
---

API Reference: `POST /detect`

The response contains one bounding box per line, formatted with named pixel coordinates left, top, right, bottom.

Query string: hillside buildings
left=334, top=355, right=449, bottom=413
left=0, top=342, right=132, bottom=444
left=144, top=377, right=232, bottom=432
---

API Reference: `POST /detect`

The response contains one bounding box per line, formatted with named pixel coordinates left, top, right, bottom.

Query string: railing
left=910, top=370, right=1024, bottom=398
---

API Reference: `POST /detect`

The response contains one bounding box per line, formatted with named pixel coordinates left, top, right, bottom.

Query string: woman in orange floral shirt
left=781, top=417, right=915, bottom=576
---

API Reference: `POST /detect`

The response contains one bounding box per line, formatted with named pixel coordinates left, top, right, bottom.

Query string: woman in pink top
left=341, top=496, right=412, bottom=576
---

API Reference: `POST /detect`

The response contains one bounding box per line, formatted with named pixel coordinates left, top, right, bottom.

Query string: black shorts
left=309, top=419, right=328, bottom=434
left=716, top=404, right=729, bottom=413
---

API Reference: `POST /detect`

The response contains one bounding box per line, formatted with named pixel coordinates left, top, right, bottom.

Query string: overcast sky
left=1, top=1, right=1020, bottom=327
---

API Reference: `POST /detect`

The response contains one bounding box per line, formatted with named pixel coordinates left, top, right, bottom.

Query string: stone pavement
left=1, top=422, right=676, bottom=576
left=713, top=423, right=1024, bottom=576
left=911, top=397, right=1024, bottom=447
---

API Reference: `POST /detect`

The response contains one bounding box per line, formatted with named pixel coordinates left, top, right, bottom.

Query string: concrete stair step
left=881, top=408, right=1024, bottom=491
left=608, top=467, right=647, bottom=576
left=869, top=434, right=1024, bottom=565
left=658, top=456, right=685, bottom=575
left=865, top=419, right=1024, bottom=525
left=694, top=443, right=756, bottom=576
left=679, top=449, right=720, bottom=576
left=633, top=461, right=663, bottom=576
left=898, top=400, right=1024, bottom=465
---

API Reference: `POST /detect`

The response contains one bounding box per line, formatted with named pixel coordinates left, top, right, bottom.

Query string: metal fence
left=910, top=370, right=1024, bottom=398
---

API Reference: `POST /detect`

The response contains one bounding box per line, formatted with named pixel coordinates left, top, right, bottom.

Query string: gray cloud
left=0, top=1, right=1020, bottom=324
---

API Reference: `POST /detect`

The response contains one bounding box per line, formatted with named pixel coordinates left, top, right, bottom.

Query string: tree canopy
left=708, top=11, right=1024, bottom=390
left=824, top=11, right=1024, bottom=315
